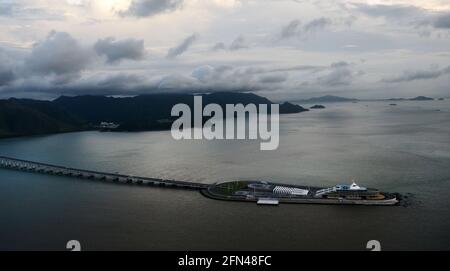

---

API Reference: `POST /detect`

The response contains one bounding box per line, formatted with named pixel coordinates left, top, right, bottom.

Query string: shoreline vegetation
left=0, top=92, right=439, bottom=139
left=0, top=92, right=307, bottom=139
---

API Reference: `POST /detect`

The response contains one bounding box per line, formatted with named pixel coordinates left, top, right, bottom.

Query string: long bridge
left=0, top=155, right=209, bottom=190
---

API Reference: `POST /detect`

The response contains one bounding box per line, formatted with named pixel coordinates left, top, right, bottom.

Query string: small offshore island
left=203, top=180, right=399, bottom=206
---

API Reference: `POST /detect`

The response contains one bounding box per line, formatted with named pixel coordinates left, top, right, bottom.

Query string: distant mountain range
left=0, top=92, right=308, bottom=138
left=385, top=96, right=434, bottom=101
left=295, top=95, right=435, bottom=104
left=294, top=95, right=359, bottom=104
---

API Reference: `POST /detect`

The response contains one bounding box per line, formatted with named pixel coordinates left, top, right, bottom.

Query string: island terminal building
left=247, top=181, right=385, bottom=200
left=204, top=180, right=398, bottom=205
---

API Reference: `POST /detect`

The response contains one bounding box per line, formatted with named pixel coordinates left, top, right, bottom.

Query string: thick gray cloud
left=191, top=65, right=215, bottom=82
left=155, top=65, right=289, bottom=93
left=280, top=20, right=301, bottom=39
left=330, top=61, right=350, bottom=69
left=279, top=17, right=332, bottom=39
left=258, top=74, right=288, bottom=84
left=0, top=68, right=14, bottom=86
left=433, top=13, right=450, bottom=29
left=303, top=17, right=332, bottom=33
left=204, top=65, right=286, bottom=87
left=229, top=35, right=248, bottom=51
left=382, top=66, right=450, bottom=83
left=24, top=31, right=92, bottom=76
left=94, top=37, right=145, bottom=64
left=0, top=49, right=15, bottom=86
left=354, top=4, right=425, bottom=19
left=269, top=65, right=325, bottom=73
left=316, top=62, right=354, bottom=87
left=211, top=37, right=248, bottom=51
left=88, top=73, right=146, bottom=91
left=212, top=42, right=226, bottom=51
left=120, top=0, right=183, bottom=17
left=188, top=64, right=323, bottom=91
left=166, top=34, right=197, bottom=59
left=0, top=68, right=157, bottom=98
left=354, top=3, right=450, bottom=30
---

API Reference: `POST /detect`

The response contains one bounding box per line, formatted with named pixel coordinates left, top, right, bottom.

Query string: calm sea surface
left=1, top=100, right=449, bottom=250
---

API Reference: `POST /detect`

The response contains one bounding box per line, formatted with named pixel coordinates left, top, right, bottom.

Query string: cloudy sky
left=0, top=0, right=449, bottom=101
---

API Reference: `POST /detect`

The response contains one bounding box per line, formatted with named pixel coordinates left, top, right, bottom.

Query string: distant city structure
left=99, top=122, right=120, bottom=129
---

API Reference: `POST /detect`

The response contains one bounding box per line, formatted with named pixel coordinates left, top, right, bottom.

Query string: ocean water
left=0, top=100, right=449, bottom=250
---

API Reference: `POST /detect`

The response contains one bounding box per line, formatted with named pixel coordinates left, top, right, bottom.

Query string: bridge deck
left=0, top=156, right=209, bottom=190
